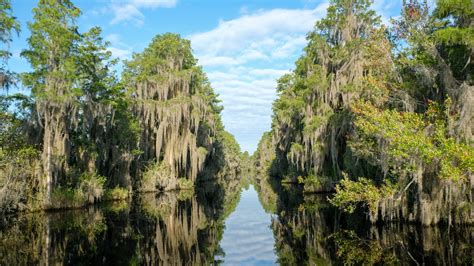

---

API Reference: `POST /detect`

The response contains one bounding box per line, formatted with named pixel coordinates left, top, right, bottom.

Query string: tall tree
left=123, top=33, right=223, bottom=191
left=0, top=0, right=20, bottom=89
left=393, top=0, right=473, bottom=142
left=21, top=0, right=81, bottom=202
left=271, top=0, right=393, bottom=180
left=73, top=26, right=138, bottom=190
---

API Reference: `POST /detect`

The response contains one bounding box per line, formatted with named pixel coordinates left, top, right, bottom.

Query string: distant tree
left=0, top=0, right=20, bottom=90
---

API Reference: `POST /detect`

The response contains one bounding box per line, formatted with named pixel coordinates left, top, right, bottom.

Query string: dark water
left=0, top=182, right=472, bottom=265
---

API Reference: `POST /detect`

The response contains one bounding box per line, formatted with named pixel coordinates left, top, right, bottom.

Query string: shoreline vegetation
left=1, top=0, right=473, bottom=228
left=253, top=0, right=473, bottom=226
left=0, top=0, right=246, bottom=215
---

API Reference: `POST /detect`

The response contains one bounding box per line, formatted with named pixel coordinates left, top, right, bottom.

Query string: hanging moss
left=256, top=0, right=473, bottom=225
left=123, top=33, right=235, bottom=192
left=268, top=0, right=394, bottom=181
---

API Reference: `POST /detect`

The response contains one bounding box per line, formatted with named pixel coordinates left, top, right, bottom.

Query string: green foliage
left=434, top=0, right=473, bottom=21
left=78, top=172, right=106, bottom=203
left=350, top=101, right=473, bottom=182
left=0, top=0, right=20, bottom=89
left=0, top=94, right=33, bottom=153
left=21, top=0, right=81, bottom=97
left=329, top=175, right=396, bottom=214
left=316, top=0, right=381, bottom=45
left=125, top=33, right=196, bottom=79
left=219, top=131, right=241, bottom=156
left=141, top=162, right=164, bottom=192
left=434, top=27, right=474, bottom=47
left=0, top=94, right=40, bottom=213
left=177, top=177, right=194, bottom=190
left=49, top=172, right=106, bottom=209
left=50, top=187, right=86, bottom=209
left=103, top=187, right=129, bottom=201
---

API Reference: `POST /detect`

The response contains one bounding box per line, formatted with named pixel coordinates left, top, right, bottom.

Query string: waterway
left=0, top=182, right=472, bottom=265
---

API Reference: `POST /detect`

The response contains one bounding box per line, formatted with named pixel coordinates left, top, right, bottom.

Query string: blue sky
left=8, top=0, right=410, bottom=152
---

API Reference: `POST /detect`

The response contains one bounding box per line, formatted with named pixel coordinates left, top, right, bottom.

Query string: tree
left=392, top=0, right=473, bottom=142
left=123, top=33, right=223, bottom=191
left=0, top=0, right=19, bottom=90
left=270, top=0, right=392, bottom=181
left=21, top=0, right=81, bottom=202
left=72, top=26, right=137, bottom=190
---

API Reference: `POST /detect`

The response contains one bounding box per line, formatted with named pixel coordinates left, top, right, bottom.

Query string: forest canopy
left=254, top=0, right=473, bottom=225
left=0, top=0, right=242, bottom=214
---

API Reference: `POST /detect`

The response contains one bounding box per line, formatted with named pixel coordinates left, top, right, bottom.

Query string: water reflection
left=1, top=176, right=472, bottom=265
left=217, top=186, right=276, bottom=265
left=0, top=180, right=240, bottom=265
left=255, top=175, right=474, bottom=265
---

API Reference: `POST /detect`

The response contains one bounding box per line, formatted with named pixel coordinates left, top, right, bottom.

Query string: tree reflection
left=254, top=175, right=473, bottom=265
left=0, top=177, right=242, bottom=265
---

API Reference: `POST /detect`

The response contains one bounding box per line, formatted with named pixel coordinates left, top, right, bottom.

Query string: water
left=217, top=186, right=276, bottom=265
left=0, top=182, right=472, bottom=265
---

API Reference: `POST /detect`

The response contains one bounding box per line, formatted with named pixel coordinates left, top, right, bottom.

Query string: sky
left=8, top=0, right=408, bottom=153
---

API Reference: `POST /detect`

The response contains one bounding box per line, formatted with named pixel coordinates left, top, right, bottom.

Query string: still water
left=217, top=186, right=276, bottom=265
left=0, top=181, right=472, bottom=265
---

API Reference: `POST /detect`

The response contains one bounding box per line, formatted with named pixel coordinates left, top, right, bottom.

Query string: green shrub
left=329, top=175, right=396, bottom=215
left=103, top=187, right=129, bottom=201
left=350, top=102, right=473, bottom=182
left=140, top=162, right=172, bottom=192
left=79, top=172, right=106, bottom=204
left=49, top=172, right=106, bottom=209
left=50, top=187, right=85, bottom=209
left=177, top=177, right=194, bottom=190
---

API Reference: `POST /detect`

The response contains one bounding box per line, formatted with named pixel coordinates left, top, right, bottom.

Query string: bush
left=79, top=172, right=106, bottom=204
left=103, top=187, right=129, bottom=201
left=141, top=162, right=173, bottom=192
left=0, top=146, right=41, bottom=214
left=329, top=174, right=396, bottom=215
left=50, top=187, right=85, bottom=209
left=177, top=177, right=194, bottom=190
left=49, top=172, right=105, bottom=209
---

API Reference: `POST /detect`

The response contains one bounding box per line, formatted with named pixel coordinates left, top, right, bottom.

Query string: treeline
left=0, top=0, right=243, bottom=214
left=254, top=0, right=473, bottom=225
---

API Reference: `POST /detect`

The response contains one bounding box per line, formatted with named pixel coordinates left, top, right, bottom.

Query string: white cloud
left=198, top=55, right=241, bottom=67
left=108, top=47, right=132, bottom=60
left=188, top=3, right=329, bottom=152
left=132, top=0, right=177, bottom=8
left=111, top=4, right=144, bottom=25
left=105, top=34, right=134, bottom=60
left=110, top=0, right=178, bottom=25
left=273, top=36, right=308, bottom=59
left=197, top=49, right=270, bottom=67
left=105, top=34, right=121, bottom=43
left=189, top=5, right=328, bottom=55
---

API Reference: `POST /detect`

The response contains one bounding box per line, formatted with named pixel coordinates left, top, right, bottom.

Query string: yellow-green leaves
left=329, top=175, right=396, bottom=215
left=350, top=102, right=473, bottom=182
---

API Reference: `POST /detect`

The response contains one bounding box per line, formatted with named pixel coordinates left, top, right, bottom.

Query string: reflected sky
left=217, top=185, right=277, bottom=265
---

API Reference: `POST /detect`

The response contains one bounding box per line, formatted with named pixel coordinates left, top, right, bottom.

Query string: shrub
left=50, top=187, right=85, bottom=209
left=141, top=162, right=173, bottom=192
left=103, top=187, right=129, bottom=201
left=49, top=172, right=106, bottom=209
left=79, top=172, right=106, bottom=204
left=329, top=175, right=396, bottom=215
left=177, top=177, right=194, bottom=190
